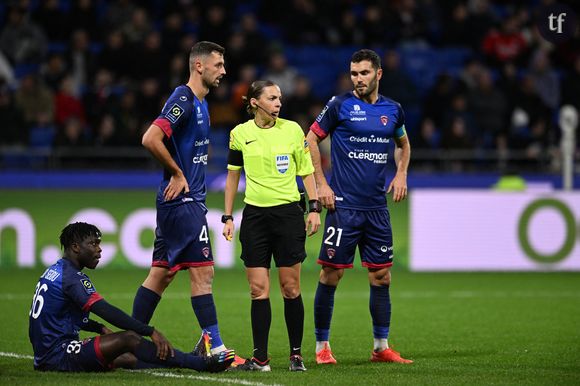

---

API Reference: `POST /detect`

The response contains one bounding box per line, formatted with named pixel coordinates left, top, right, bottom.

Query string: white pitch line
left=140, top=370, right=284, bottom=386
left=0, top=351, right=33, bottom=360
left=0, top=352, right=282, bottom=386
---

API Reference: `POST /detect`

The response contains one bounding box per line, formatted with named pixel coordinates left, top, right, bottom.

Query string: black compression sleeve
left=83, top=319, right=105, bottom=334
left=91, top=300, right=154, bottom=336
left=227, top=149, right=243, bottom=166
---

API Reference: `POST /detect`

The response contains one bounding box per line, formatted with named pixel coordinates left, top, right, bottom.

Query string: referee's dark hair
left=242, top=80, right=276, bottom=116
left=189, top=41, right=225, bottom=67
left=351, top=49, right=381, bottom=70
left=60, top=222, right=102, bottom=250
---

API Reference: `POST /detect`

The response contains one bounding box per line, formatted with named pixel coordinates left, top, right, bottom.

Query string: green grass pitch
left=1, top=268, right=579, bottom=385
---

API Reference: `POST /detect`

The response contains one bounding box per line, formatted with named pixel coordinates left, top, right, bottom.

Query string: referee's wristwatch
left=308, top=199, right=322, bottom=213
left=221, top=214, right=234, bottom=223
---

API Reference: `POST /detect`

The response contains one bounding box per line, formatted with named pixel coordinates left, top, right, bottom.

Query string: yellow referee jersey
left=228, top=118, right=314, bottom=207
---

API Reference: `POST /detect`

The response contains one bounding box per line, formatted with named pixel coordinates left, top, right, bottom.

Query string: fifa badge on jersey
left=380, top=115, right=389, bottom=126
left=275, top=155, right=290, bottom=174
left=166, top=103, right=184, bottom=123
left=80, top=279, right=96, bottom=295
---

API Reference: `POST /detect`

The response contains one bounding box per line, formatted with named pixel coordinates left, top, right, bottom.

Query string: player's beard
left=202, top=73, right=221, bottom=89
left=355, top=74, right=378, bottom=99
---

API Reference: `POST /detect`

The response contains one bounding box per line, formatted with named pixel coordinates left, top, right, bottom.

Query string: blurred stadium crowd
left=0, top=0, right=578, bottom=172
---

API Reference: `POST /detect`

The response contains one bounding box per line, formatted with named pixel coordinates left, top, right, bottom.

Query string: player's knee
left=320, top=267, right=343, bottom=286
left=249, top=281, right=268, bottom=299
left=189, top=267, right=214, bottom=286
left=121, top=331, right=142, bottom=349
left=144, top=269, right=174, bottom=292
left=190, top=280, right=212, bottom=296
left=280, top=281, right=300, bottom=299
left=369, top=268, right=391, bottom=286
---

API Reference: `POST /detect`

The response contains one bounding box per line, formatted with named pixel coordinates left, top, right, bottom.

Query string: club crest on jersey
left=275, top=155, right=290, bottom=174
left=380, top=115, right=389, bottom=126
left=80, top=279, right=96, bottom=294
left=202, top=247, right=210, bottom=258
left=166, top=103, right=184, bottom=123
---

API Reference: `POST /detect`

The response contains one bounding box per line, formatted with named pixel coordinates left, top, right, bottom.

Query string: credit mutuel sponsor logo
left=349, top=135, right=390, bottom=143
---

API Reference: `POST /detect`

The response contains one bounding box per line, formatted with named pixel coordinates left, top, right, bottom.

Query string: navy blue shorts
left=317, top=208, right=394, bottom=269
left=36, top=336, right=110, bottom=372
left=153, top=201, right=214, bottom=271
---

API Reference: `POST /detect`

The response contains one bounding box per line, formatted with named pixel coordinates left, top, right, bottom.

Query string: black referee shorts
left=239, top=202, right=307, bottom=268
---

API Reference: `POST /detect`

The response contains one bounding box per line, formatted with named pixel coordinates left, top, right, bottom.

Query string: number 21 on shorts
left=324, top=226, right=343, bottom=247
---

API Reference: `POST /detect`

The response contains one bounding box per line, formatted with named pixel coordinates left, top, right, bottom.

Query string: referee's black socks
left=284, top=294, right=304, bottom=357
left=251, top=298, right=271, bottom=363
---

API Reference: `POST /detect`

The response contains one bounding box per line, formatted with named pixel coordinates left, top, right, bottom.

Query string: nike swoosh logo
left=246, top=140, right=257, bottom=145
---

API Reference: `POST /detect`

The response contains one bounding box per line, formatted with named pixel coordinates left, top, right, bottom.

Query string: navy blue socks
left=314, top=282, right=336, bottom=342
left=132, top=286, right=161, bottom=324
left=134, top=338, right=206, bottom=371
left=369, top=284, right=391, bottom=339
left=191, top=294, right=224, bottom=348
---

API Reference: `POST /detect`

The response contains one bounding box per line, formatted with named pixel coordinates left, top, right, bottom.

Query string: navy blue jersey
left=152, top=85, right=211, bottom=206
left=310, top=92, right=406, bottom=210
left=28, top=259, right=103, bottom=368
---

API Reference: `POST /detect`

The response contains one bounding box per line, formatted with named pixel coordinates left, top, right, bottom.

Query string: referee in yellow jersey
left=222, top=80, right=321, bottom=372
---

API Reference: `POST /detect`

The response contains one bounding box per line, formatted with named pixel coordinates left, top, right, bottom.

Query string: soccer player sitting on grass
left=28, top=222, right=235, bottom=372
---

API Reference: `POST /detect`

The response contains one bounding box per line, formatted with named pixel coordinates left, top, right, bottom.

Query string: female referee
left=222, top=80, right=321, bottom=372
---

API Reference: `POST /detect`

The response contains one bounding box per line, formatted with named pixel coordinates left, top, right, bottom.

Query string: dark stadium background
left=0, top=0, right=577, bottom=175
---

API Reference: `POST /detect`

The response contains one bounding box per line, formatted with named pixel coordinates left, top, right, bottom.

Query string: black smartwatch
left=308, top=199, right=322, bottom=213
left=221, top=214, right=234, bottom=223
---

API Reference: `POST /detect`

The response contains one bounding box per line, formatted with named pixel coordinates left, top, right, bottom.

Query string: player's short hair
left=60, top=222, right=102, bottom=250
left=189, top=41, right=225, bottom=63
left=351, top=49, right=381, bottom=70
left=242, top=80, right=277, bottom=116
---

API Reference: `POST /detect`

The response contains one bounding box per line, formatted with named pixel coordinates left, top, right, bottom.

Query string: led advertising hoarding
left=410, top=190, right=580, bottom=271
